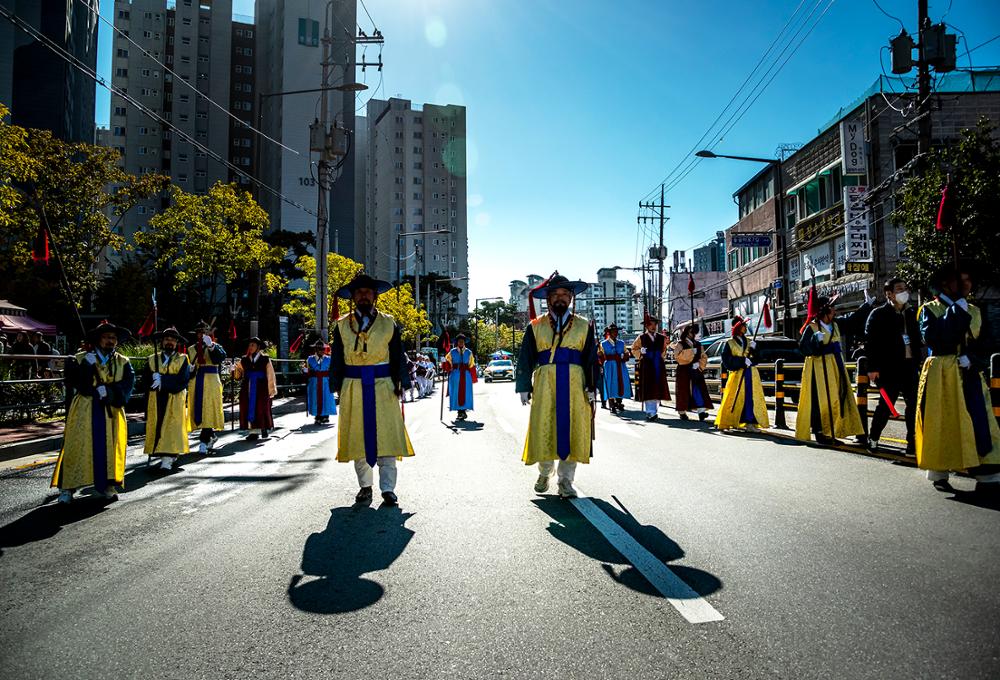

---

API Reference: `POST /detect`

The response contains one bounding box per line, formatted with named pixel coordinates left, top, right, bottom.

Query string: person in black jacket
left=864, top=278, right=922, bottom=455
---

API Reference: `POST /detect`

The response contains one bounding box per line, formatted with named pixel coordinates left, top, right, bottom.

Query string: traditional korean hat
left=310, top=338, right=327, bottom=349
left=246, top=336, right=268, bottom=348
left=336, top=272, right=392, bottom=299
left=731, top=315, right=749, bottom=336
left=530, top=274, right=589, bottom=298
left=643, top=312, right=660, bottom=327
left=153, top=326, right=188, bottom=344
left=86, top=320, right=132, bottom=345
left=190, top=319, right=215, bottom=335
left=454, top=333, right=468, bottom=342
left=606, top=323, right=620, bottom=332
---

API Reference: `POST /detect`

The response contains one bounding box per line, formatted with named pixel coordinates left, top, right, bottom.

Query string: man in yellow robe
left=796, top=297, right=864, bottom=444
left=331, top=273, right=413, bottom=506
left=187, top=320, right=226, bottom=453
left=515, top=274, right=598, bottom=499
left=715, top=316, right=769, bottom=432
left=143, top=327, right=191, bottom=470
left=916, top=265, right=1000, bottom=497
left=51, top=321, right=135, bottom=503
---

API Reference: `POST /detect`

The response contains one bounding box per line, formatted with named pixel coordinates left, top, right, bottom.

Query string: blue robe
left=306, top=354, right=337, bottom=417
left=600, top=338, right=633, bottom=400
left=446, top=347, right=476, bottom=411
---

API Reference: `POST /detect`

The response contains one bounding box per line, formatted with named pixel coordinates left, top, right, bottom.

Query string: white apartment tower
left=364, top=97, right=469, bottom=315
left=109, top=0, right=255, bottom=238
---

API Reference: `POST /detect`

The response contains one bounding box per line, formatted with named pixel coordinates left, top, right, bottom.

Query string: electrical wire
left=358, top=0, right=378, bottom=32
left=0, top=5, right=318, bottom=218
left=75, top=0, right=301, bottom=157
left=871, top=0, right=905, bottom=31
left=960, top=33, right=1000, bottom=56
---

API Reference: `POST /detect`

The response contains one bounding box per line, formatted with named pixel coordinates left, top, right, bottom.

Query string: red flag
left=687, top=272, right=695, bottom=295
left=289, top=333, right=304, bottom=355
left=31, top=225, right=50, bottom=266
left=228, top=319, right=238, bottom=341
left=331, top=295, right=340, bottom=324
left=527, top=271, right=556, bottom=321
left=137, top=308, right=156, bottom=338
left=442, top=330, right=451, bottom=354
left=800, top=286, right=817, bottom=334
left=935, top=184, right=949, bottom=232
left=762, top=301, right=772, bottom=329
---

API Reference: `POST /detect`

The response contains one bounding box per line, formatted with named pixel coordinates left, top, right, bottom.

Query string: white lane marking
left=496, top=416, right=517, bottom=434
left=569, top=495, right=725, bottom=624
left=597, top=420, right=642, bottom=439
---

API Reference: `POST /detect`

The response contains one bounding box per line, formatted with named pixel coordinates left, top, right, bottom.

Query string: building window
left=113, top=106, right=126, bottom=117
left=117, top=10, right=130, bottom=19
left=413, top=146, right=422, bottom=154
left=413, top=177, right=422, bottom=185
left=113, top=126, right=125, bottom=136
left=116, top=48, right=129, bottom=58
left=115, top=68, right=128, bottom=78
left=298, top=18, right=319, bottom=46
left=137, top=206, right=147, bottom=215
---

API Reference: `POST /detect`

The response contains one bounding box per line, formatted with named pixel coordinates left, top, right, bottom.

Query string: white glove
left=749, top=340, right=757, bottom=349
left=203, top=336, right=214, bottom=348
left=955, top=298, right=969, bottom=311
left=96, top=385, right=108, bottom=398
left=588, top=390, right=597, bottom=404
left=519, top=391, right=531, bottom=405
left=151, top=373, right=162, bottom=390
left=84, top=352, right=97, bottom=365
left=863, top=289, right=875, bottom=305
left=744, top=358, right=753, bottom=368
left=958, top=355, right=971, bottom=369
left=640, top=347, right=647, bottom=355
left=814, top=331, right=825, bottom=341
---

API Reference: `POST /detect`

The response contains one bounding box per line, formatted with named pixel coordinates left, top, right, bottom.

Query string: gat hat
left=606, top=323, right=620, bottom=332
left=153, top=326, right=188, bottom=344
left=336, top=272, right=392, bottom=300
left=311, top=338, right=327, bottom=349
left=454, top=333, right=468, bottom=342
left=87, top=320, right=132, bottom=345
left=190, top=320, right=215, bottom=334
left=530, top=274, right=589, bottom=299
left=246, top=336, right=268, bottom=348
left=731, top=316, right=749, bottom=335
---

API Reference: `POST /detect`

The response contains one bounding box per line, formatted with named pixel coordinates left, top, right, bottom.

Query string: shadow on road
left=532, top=496, right=722, bottom=599
left=446, top=420, right=485, bottom=433
left=0, top=498, right=112, bottom=557
left=288, top=505, right=415, bottom=614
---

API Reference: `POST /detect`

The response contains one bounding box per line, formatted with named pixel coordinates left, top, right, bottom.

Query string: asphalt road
left=1, top=383, right=997, bottom=679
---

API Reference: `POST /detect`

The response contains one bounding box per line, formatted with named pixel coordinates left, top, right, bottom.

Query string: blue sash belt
left=247, top=370, right=265, bottom=426
left=194, top=364, right=218, bottom=425
left=344, top=364, right=392, bottom=466
left=538, top=348, right=583, bottom=460
left=91, top=392, right=108, bottom=492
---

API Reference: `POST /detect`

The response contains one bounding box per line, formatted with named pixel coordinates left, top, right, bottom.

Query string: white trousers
left=930, top=470, right=1000, bottom=483
left=643, top=400, right=658, bottom=415
left=538, top=459, right=576, bottom=484
left=355, top=457, right=397, bottom=492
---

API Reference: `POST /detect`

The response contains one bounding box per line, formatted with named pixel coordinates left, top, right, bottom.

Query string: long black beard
left=550, top=303, right=569, bottom=316
left=356, top=302, right=374, bottom=317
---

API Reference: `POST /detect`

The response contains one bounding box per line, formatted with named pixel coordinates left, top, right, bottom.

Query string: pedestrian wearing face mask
left=863, top=279, right=922, bottom=455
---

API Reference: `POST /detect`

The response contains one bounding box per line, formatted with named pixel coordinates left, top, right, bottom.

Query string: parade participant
left=516, top=274, right=597, bottom=499
left=142, top=327, right=191, bottom=470
left=915, top=265, right=1000, bottom=495
left=232, top=337, right=276, bottom=440
left=715, top=316, right=769, bottom=432
left=187, top=320, right=226, bottom=454
left=598, top=323, right=632, bottom=414
left=51, top=321, right=135, bottom=503
left=303, top=339, right=336, bottom=425
left=421, top=355, right=436, bottom=395
left=631, top=314, right=670, bottom=421
left=864, top=279, right=922, bottom=455
left=670, top=323, right=712, bottom=421
left=442, top=333, right=477, bottom=421
left=331, top=273, right=414, bottom=506
left=795, top=296, right=864, bottom=444
left=405, top=352, right=420, bottom=403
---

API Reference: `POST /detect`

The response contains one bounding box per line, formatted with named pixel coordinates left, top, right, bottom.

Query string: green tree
left=894, top=118, right=1000, bottom=288
left=282, top=253, right=432, bottom=342
left=134, top=182, right=284, bottom=319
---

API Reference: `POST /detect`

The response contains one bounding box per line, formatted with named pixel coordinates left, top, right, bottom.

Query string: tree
left=134, top=182, right=284, bottom=320
left=469, top=300, right=519, bottom=327
left=283, top=253, right=432, bottom=343
left=402, top=271, right=464, bottom=330
left=894, top=118, right=1000, bottom=290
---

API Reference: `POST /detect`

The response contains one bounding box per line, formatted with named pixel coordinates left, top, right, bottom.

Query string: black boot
left=355, top=486, right=373, bottom=504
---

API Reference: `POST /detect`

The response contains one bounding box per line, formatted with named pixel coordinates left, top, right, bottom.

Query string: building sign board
left=844, top=185, right=873, bottom=263
left=731, top=234, right=772, bottom=248
left=840, top=117, right=867, bottom=176
left=802, top=242, right=833, bottom=279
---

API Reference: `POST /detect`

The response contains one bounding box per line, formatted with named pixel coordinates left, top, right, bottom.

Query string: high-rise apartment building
left=693, top=232, right=726, bottom=272
left=364, top=97, right=469, bottom=315
left=108, top=0, right=255, bottom=237
left=1, top=0, right=99, bottom=143
left=256, top=0, right=360, bottom=258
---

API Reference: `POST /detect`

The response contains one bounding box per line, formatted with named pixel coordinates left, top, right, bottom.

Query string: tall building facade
left=1, top=0, right=99, bottom=143
left=108, top=0, right=255, bottom=237
left=364, top=97, right=469, bottom=315
left=256, top=0, right=359, bottom=258
left=693, top=232, right=726, bottom=272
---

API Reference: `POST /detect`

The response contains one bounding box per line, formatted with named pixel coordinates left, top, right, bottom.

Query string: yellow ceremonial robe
left=795, top=321, right=864, bottom=440
left=187, top=344, right=225, bottom=430
left=522, top=314, right=592, bottom=465
left=144, top=353, right=191, bottom=455
left=51, top=352, right=131, bottom=490
left=715, top=338, right=769, bottom=430
left=916, top=301, right=1000, bottom=471
left=336, top=312, right=414, bottom=462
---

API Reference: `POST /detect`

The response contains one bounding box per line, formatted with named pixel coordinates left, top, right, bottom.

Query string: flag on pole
left=935, top=183, right=950, bottom=232
left=762, top=300, right=772, bottom=329
left=687, top=272, right=695, bottom=295
left=137, top=290, right=157, bottom=338
left=228, top=319, right=238, bottom=341
left=441, top=330, right=451, bottom=354
left=289, top=333, right=304, bottom=355
left=31, top=224, right=50, bottom=266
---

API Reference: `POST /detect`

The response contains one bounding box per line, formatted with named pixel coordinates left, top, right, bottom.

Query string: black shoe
left=904, top=445, right=916, bottom=458
left=698, top=412, right=709, bottom=421
left=381, top=491, right=398, bottom=506
left=261, top=429, right=270, bottom=439
left=246, top=432, right=259, bottom=441
left=355, top=486, right=373, bottom=504
left=932, top=479, right=954, bottom=493
left=679, top=413, right=689, bottom=421
left=866, top=438, right=879, bottom=453
left=815, top=434, right=841, bottom=446
left=601, top=403, right=609, bottom=410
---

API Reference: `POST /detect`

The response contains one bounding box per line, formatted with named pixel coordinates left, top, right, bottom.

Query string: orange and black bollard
left=720, top=369, right=729, bottom=394
left=991, top=353, right=1000, bottom=426
left=774, top=358, right=788, bottom=429
left=855, top=355, right=869, bottom=440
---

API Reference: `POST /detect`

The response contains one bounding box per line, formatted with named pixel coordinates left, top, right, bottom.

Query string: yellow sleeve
left=630, top=337, right=642, bottom=359
left=266, top=361, right=277, bottom=398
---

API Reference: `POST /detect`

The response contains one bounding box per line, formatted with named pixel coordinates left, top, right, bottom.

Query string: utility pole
left=916, top=0, right=932, bottom=156
left=638, top=184, right=669, bottom=322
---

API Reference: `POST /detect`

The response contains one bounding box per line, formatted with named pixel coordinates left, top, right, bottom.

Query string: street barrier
left=992, top=353, right=1000, bottom=425
left=855, top=356, right=870, bottom=441
left=773, top=359, right=788, bottom=429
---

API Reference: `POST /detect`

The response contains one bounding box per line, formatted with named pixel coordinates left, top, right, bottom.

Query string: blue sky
left=96, top=0, right=1000, bottom=305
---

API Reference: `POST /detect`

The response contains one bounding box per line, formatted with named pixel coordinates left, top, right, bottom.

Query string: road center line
left=597, top=421, right=642, bottom=439
left=495, top=416, right=516, bottom=434
left=569, top=495, right=725, bottom=624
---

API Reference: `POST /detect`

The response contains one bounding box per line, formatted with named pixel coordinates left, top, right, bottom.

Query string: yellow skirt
left=51, top=395, right=127, bottom=490
left=522, top=364, right=592, bottom=465
left=795, top=355, right=864, bottom=440
left=916, top=356, right=1000, bottom=471
left=715, top=367, right=769, bottom=430
left=188, top=370, right=225, bottom=430
left=144, top=391, right=190, bottom=455
left=337, top=376, right=414, bottom=462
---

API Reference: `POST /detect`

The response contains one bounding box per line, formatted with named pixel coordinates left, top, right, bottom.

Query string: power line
left=75, top=0, right=300, bottom=158
left=870, top=0, right=905, bottom=31
left=961, top=33, right=1000, bottom=56
left=0, top=5, right=317, bottom=218
left=358, top=0, right=378, bottom=32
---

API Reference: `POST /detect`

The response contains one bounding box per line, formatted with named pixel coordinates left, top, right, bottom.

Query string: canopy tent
left=0, top=300, right=57, bottom=335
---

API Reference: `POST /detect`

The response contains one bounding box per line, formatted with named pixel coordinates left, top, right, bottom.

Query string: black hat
left=190, top=320, right=214, bottom=334
left=87, top=320, right=131, bottom=345
left=606, top=323, right=620, bottom=332
left=454, top=333, right=468, bottom=342
left=930, top=261, right=977, bottom=289
left=530, top=274, right=589, bottom=299
left=153, top=326, right=188, bottom=344
left=336, top=272, right=392, bottom=300
left=246, top=336, right=267, bottom=348
left=311, top=338, right=327, bottom=349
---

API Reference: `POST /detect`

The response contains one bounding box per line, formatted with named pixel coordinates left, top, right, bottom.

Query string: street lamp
left=695, top=149, right=787, bottom=335
left=397, top=228, right=452, bottom=349
left=613, top=263, right=657, bottom=331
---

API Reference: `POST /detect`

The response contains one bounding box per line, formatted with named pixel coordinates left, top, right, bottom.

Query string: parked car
left=484, top=359, right=514, bottom=382
left=703, top=335, right=803, bottom=389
